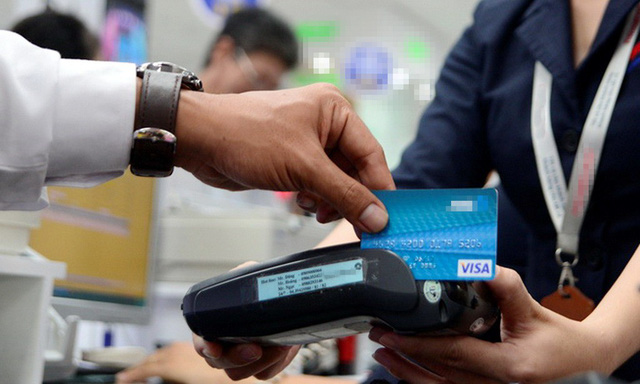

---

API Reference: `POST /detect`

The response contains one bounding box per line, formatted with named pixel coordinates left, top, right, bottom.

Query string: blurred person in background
left=11, top=8, right=100, bottom=60
left=198, top=7, right=298, bottom=94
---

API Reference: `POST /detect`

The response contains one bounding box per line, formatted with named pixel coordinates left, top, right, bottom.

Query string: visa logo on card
left=458, top=259, right=493, bottom=278
left=361, top=189, right=498, bottom=281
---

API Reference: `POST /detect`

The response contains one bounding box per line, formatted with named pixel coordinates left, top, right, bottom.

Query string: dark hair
left=205, top=7, right=298, bottom=69
left=11, top=9, right=100, bottom=60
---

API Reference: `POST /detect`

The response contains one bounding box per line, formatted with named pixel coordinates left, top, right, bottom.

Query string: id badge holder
left=541, top=254, right=594, bottom=321
left=541, top=286, right=594, bottom=321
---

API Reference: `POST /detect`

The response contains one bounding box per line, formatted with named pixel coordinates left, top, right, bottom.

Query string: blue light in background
left=344, top=44, right=392, bottom=92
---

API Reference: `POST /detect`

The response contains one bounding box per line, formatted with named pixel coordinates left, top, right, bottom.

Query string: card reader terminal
left=182, top=242, right=499, bottom=346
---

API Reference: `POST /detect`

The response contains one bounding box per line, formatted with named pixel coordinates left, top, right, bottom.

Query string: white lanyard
left=531, top=6, right=640, bottom=258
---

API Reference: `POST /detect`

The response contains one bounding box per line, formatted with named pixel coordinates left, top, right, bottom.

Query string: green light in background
left=405, top=38, right=429, bottom=60
left=296, top=21, right=339, bottom=42
left=293, top=72, right=342, bottom=89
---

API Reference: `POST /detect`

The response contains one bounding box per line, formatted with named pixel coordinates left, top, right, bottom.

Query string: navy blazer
left=388, top=0, right=640, bottom=380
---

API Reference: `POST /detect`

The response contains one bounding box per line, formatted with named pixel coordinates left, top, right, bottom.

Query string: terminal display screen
left=257, top=258, right=364, bottom=301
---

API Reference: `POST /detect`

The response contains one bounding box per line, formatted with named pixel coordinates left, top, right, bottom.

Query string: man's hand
left=174, top=83, right=395, bottom=234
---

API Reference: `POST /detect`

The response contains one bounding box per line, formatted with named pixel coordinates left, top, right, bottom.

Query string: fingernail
left=359, top=204, right=388, bottom=233
left=318, top=210, right=341, bottom=223
left=369, top=327, right=386, bottom=343
left=240, top=346, right=259, bottom=362
left=372, top=348, right=393, bottom=367
left=378, top=333, right=399, bottom=349
left=203, top=347, right=219, bottom=359
left=297, top=195, right=316, bottom=210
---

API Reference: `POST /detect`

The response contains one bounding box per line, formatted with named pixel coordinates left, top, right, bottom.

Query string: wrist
left=580, top=312, right=626, bottom=374
left=130, top=62, right=203, bottom=177
left=174, top=91, right=232, bottom=169
left=173, top=89, right=208, bottom=167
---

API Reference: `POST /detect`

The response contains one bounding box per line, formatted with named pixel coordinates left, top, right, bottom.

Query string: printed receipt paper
left=361, top=189, right=498, bottom=281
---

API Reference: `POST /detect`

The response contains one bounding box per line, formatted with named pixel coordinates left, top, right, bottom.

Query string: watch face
left=130, top=128, right=176, bottom=177
left=140, top=61, right=186, bottom=74
left=137, top=61, right=203, bottom=91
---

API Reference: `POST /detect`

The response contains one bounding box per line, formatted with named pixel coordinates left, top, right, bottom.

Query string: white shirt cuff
left=47, top=59, right=136, bottom=187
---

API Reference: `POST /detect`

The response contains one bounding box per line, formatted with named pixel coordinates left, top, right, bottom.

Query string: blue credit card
left=361, top=189, right=497, bottom=280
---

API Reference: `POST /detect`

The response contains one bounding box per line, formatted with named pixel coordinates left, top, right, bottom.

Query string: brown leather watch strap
left=136, top=70, right=182, bottom=132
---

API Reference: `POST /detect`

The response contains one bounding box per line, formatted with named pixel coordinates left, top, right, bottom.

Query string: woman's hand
left=193, top=335, right=301, bottom=381
left=369, top=267, right=618, bottom=383
left=116, top=342, right=250, bottom=384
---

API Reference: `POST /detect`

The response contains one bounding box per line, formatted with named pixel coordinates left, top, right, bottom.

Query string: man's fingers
left=310, top=93, right=393, bottom=233
left=296, top=191, right=320, bottom=212
left=316, top=203, right=342, bottom=224
left=306, top=160, right=388, bottom=233
left=332, top=106, right=395, bottom=192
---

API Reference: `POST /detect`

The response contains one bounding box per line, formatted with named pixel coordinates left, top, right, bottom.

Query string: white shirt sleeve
left=0, top=31, right=136, bottom=211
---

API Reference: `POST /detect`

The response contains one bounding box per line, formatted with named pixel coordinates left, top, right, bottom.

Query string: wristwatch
left=129, top=62, right=203, bottom=177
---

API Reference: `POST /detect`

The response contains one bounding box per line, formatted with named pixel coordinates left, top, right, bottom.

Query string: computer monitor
left=29, top=173, right=158, bottom=325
